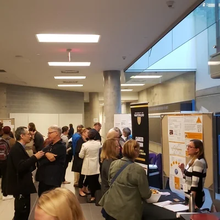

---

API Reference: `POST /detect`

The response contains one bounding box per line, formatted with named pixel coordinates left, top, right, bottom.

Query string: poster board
left=114, top=114, right=132, bottom=132
left=0, top=118, right=15, bottom=134
left=162, top=113, right=213, bottom=192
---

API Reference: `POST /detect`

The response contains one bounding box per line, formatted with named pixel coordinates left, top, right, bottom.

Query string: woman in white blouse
left=79, top=129, right=102, bottom=202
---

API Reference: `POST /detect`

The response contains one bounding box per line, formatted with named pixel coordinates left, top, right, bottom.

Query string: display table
left=143, top=190, right=186, bottom=220
left=180, top=212, right=220, bottom=220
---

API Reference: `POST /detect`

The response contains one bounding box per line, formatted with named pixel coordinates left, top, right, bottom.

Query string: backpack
left=0, top=138, right=10, bottom=161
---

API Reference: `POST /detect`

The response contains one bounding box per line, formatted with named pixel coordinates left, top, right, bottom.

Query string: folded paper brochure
left=153, top=200, right=188, bottom=212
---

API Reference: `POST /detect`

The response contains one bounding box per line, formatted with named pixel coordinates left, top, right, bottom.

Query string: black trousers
left=86, top=174, right=100, bottom=197
left=62, top=155, right=69, bottom=182
left=38, top=182, right=57, bottom=197
left=0, top=160, right=7, bottom=196
left=14, top=194, right=30, bottom=220
left=78, top=174, right=89, bottom=188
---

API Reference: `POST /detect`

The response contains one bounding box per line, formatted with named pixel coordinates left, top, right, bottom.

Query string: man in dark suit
left=6, top=126, right=44, bottom=220
left=37, top=125, right=66, bottom=196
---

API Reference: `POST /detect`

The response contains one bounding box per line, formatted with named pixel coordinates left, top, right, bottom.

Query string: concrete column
left=103, top=70, right=121, bottom=135
left=121, top=103, right=127, bottom=114
left=0, top=84, right=8, bottom=118
left=89, top=92, right=100, bottom=126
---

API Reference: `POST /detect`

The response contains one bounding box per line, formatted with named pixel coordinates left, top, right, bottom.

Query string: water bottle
left=189, top=192, right=195, bottom=212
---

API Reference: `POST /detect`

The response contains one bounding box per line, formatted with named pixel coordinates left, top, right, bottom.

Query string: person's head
left=48, top=125, right=61, bottom=143
left=69, top=124, right=73, bottom=129
left=88, top=129, right=98, bottom=140
left=62, top=126, right=69, bottom=135
left=122, top=139, right=140, bottom=161
left=28, top=122, right=36, bottom=135
left=123, top=127, right=131, bottom=138
left=3, top=126, right=11, bottom=135
left=76, top=125, right=84, bottom=133
left=15, top=126, right=31, bottom=144
left=94, top=122, right=101, bottom=132
left=107, top=127, right=121, bottom=141
left=79, top=128, right=88, bottom=139
left=100, top=139, right=120, bottom=163
left=35, top=188, right=85, bottom=220
left=187, top=139, right=208, bottom=167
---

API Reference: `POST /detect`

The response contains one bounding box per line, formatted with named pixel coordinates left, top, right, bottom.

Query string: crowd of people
left=0, top=121, right=208, bottom=220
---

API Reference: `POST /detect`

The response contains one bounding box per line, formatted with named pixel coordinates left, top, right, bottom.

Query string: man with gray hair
left=37, top=125, right=66, bottom=196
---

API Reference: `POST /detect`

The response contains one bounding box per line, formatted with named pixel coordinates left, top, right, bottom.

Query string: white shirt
left=79, top=140, right=102, bottom=175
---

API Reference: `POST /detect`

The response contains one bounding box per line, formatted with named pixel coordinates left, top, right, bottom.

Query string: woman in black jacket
left=72, top=128, right=89, bottom=196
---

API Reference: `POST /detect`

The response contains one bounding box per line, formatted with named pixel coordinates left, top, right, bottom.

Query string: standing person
left=72, top=128, right=89, bottom=197
left=99, top=140, right=152, bottom=220
left=93, top=122, right=102, bottom=142
left=37, top=125, right=66, bottom=197
left=6, top=126, right=44, bottom=220
left=35, top=188, right=85, bottom=220
left=0, top=126, right=15, bottom=200
left=28, top=122, right=44, bottom=152
left=179, top=139, right=208, bottom=208
left=79, top=129, right=102, bottom=202
left=72, top=124, right=84, bottom=187
left=68, top=123, right=74, bottom=139
left=100, top=139, right=120, bottom=195
left=61, top=126, right=71, bottom=184
left=122, top=127, right=132, bottom=141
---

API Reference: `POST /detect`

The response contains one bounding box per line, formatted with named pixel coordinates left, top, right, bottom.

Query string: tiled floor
left=0, top=162, right=104, bottom=220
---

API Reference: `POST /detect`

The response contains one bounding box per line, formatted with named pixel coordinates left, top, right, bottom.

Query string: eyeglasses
left=48, top=131, right=56, bottom=135
left=187, top=145, right=195, bottom=149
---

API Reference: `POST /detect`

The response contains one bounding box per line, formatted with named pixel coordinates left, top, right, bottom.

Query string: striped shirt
left=183, top=158, right=207, bottom=196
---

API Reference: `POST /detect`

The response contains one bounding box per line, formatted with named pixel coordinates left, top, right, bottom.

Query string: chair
left=155, top=153, right=163, bottom=189
left=149, top=153, right=157, bottom=164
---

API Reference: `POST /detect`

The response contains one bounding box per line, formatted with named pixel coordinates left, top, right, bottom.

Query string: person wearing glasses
left=6, top=127, right=44, bottom=220
left=37, top=125, right=66, bottom=196
left=178, top=139, right=208, bottom=208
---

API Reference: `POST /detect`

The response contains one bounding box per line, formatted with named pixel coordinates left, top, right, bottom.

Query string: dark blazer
left=6, top=142, right=38, bottom=195
left=72, top=137, right=85, bottom=172
left=37, top=140, right=66, bottom=186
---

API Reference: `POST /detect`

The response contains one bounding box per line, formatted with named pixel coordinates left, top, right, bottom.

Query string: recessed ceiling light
left=48, top=62, right=90, bottom=66
left=54, top=76, right=86, bottom=79
left=121, top=89, right=133, bottom=92
left=58, top=84, right=83, bottom=87
left=208, top=61, right=220, bottom=65
left=36, top=34, right=100, bottom=43
left=131, top=75, right=162, bottom=79
left=121, top=84, right=144, bottom=86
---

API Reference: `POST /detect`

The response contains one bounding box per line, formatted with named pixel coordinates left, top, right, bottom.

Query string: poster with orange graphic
left=168, top=114, right=203, bottom=196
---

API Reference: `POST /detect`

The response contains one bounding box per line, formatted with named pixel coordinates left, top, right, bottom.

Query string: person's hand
left=45, top=152, right=57, bottom=162
left=34, top=151, right=45, bottom=160
left=178, top=163, right=185, bottom=172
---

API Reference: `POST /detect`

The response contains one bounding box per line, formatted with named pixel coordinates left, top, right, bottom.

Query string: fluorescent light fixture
left=58, top=84, right=83, bottom=87
left=36, top=34, right=100, bottom=43
left=121, top=84, right=144, bottom=86
left=54, top=76, right=86, bottom=79
left=121, top=89, right=133, bottom=92
left=208, top=61, right=220, bottom=65
left=131, top=75, right=162, bottom=79
left=48, top=62, right=90, bottom=66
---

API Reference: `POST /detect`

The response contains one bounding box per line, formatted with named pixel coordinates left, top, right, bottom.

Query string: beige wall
left=138, top=72, right=195, bottom=105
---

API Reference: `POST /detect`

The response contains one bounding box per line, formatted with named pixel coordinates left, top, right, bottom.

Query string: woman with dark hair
left=179, top=139, right=208, bottom=208
left=79, top=129, right=102, bottom=202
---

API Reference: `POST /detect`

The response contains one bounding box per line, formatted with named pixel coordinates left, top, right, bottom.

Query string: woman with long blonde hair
left=35, top=188, right=85, bottom=220
left=100, top=138, right=120, bottom=195
left=179, top=139, right=208, bottom=208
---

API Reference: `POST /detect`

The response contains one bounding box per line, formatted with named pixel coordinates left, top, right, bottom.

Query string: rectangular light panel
left=48, top=62, right=90, bottom=66
left=131, top=75, right=162, bottom=79
left=121, top=89, right=133, bottom=92
left=54, top=76, right=86, bottom=79
left=58, top=84, right=83, bottom=87
left=36, top=34, right=100, bottom=43
left=121, top=84, right=144, bottom=86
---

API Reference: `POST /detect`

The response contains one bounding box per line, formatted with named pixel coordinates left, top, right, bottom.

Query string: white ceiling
left=0, top=0, right=202, bottom=93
